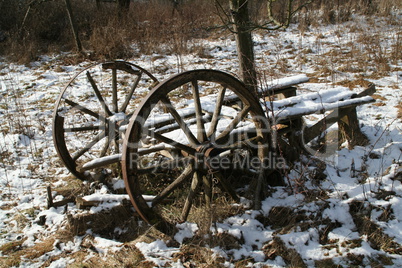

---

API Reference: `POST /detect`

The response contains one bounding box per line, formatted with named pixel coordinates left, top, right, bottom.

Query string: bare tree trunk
left=117, top=0, right=130, bottom=17
left=64, top=0, right=82, bottom=52
left=229, top=0, right=257, bottom=92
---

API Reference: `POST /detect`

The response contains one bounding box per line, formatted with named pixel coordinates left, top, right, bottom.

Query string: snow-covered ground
left=1, top=14, right=401, bottom=267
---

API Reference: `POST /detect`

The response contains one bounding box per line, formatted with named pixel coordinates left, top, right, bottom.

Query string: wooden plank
left=76, top=197, right=133, bottom=209
left=302, top=85, right=375, bottom=143
left=223, top=86, right=297, bottom=106
left=276, top=97, right=375, bottom=123
left=76, top=197, right=102, bottom=209
left=338, top=107, right=370, bottom=148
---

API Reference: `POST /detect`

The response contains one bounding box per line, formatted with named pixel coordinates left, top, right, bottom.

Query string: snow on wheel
left=121, top=69, right=272, bottom=233
left=53, top=61, right=158, bottom=180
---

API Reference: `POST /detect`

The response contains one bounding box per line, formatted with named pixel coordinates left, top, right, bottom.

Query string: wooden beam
left=302, top=84, right=375, bottom=144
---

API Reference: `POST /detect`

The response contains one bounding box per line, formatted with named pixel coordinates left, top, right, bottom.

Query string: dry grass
left=66, top=203, right=142, bottom=241
left=334, top=78, right=372, bottom=89
left=0, top=237, right=56, bottom=267
left=172, top=244, right=226, bottom=267
left=396, top=102, right=402, bottom=120
left=64, top=244, right=148, bottom=268
left=0, top=206, right=152, bottom=267
left=0, top=0, right=218, bottom=63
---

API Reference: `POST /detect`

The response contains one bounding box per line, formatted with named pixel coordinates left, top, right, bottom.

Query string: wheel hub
left=196, top=143, right=226, bottom=158
left=193, top=143, right=229, bottom=172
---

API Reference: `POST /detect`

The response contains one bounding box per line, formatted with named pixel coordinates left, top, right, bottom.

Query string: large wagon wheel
left=122, top=70, right=272, bottom=233
left=53, top=61, right=158, bottom=180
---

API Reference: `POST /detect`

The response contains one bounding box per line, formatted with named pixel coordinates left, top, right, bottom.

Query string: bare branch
left=214, top=0, right=237, bottom=34
left=214, top=0, right=314, bottom=33
left=267, top=0, right=314, bottom=30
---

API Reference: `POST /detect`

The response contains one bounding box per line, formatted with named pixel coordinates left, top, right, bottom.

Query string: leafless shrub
left=89, top=19, right=135, bottom=60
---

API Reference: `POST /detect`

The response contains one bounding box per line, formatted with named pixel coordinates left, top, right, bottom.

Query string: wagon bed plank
left=303, top=84, right=375, bottom=143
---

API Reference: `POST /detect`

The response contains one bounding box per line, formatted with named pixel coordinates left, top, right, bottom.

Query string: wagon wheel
left=122, top=70, right=273, bottom=233
left=53, top=61, right=158, bottom=180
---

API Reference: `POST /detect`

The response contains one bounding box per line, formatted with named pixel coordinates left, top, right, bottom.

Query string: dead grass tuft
left=396, top=102, right=402, bottom=120
left=265, top=206, right=309, bottom=230
left=263, top=236, right=307, bottom=267
left=66, top=203, right=141, bottom=242
left=0, top=256, right=21, bottom=267
left=89, top=20, right=135, bottom=60
left=52, top=176, right=89, bottom=200
left=315, top=258, right=342, bottom=268
left=0, top=238, right=26, bottom=255
left=23, top=238, right=56, bottom=260
left=64, top=244, right=148, bottom=268
left=133, top=225, right=174, bottom=246
left=349, top=200, right=402, bottom=255
left=335, top=78, right=372, bottom=89
left=0, top=237, right=56, bottom=267
left=172, top=244, right=226, bottom=267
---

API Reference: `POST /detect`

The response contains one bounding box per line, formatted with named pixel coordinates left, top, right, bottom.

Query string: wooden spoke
left=215, top=105, right=251, bottom=144
left=160, top=96, right=199, bottom=146
left=202, top=173, right=212, bottom=208
left=192, top=80, right=207, bottom=142
left=64, top=125, right=102, bottom=132
left=106, top=122, right=120, bottom=154
left=212, top=171, right=240, bottom=202
left=72, top=130, right=107, bottom=161
left=146, top=129, right=197, bottom=156
left=120, top=72, right=142, bottom=113
left=181, top=172, right=202, bottom=222
left=154, top=114, right=212, bottom=135
left=152, top=163, right=194, bottom=207
left=114, top=131, right=120, bottom=154
left=207, top=86, right=226, bottom=137
left=64, top=99, right=107, bottom=121
left=150, top=132, right=197, bottom=155
left=112, top=68, right=118, bottom=113
left=86, top=71, right=112, bottom=116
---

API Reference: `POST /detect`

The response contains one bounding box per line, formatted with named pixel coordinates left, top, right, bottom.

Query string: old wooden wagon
left=52, top=61, right=375, bottom=233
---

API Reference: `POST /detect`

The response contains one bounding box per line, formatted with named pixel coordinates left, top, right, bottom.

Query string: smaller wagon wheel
left=122, top=70, right=274, bottom=233
left=53, top=61, right=158, bottom=180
